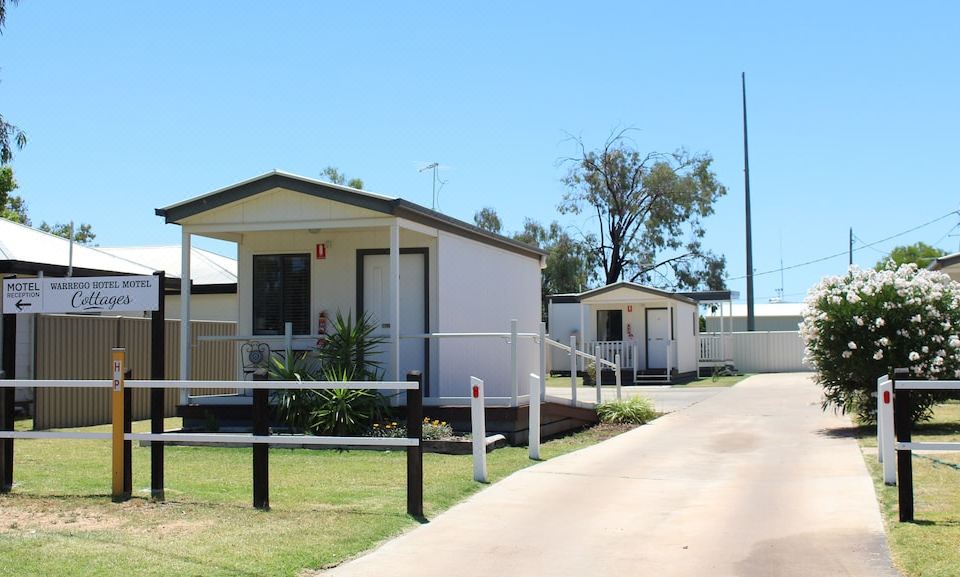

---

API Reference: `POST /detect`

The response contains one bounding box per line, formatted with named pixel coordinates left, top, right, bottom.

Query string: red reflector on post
left=472, top=386, right=479, bottom=399
left=883, top=390, right=890, bottom=404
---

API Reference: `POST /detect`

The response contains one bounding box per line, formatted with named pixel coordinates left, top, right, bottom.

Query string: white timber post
left=284, top=322, right=293, bottom=358
left=595, top=352, right=602, bottom=405
left=179, top=229, right=192, bottom=405
left=529, top=373, right=541, bottom=460
left=510, top=319, right=519, bottom=407
left=390, top=222, right=400, bottom=382
left=879, top=378, right=896, bottom=485
left=615, top=353, right=622, bottom=401
left=539, top=322, right=547, bottom=399
left=569, top=335, right=577, bottom=406
left=633, top=342, right=638, bottom=384
left=470, top=376, right=488, bottom=482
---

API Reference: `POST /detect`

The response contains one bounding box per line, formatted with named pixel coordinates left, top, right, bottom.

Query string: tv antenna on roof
left=418, top=162, right=446, bottom=210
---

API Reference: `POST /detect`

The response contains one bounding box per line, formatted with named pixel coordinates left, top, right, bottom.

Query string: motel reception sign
left=3, top=276, right=159, bottom=314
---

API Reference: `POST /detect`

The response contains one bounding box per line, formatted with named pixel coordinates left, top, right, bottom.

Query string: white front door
left=646, top=308, right=670, bottom=370
left=361, top=251, right=427, bottom=386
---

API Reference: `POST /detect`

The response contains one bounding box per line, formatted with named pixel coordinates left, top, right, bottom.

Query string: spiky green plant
left=317, top=310, right=387, bottom=381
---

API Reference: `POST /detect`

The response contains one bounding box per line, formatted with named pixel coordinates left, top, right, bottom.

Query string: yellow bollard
left=111, top=348, right=126, bottom=500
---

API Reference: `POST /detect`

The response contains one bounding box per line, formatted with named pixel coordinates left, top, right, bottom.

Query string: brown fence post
left=150, top=271, right=165, bottom=500
left=406, top=371, right=423, bottom=518
left=253, top=386, right=269, bottom=510
left=893, top=368, right=914, bottom=522
left=1, top=311, right=15, bottom=492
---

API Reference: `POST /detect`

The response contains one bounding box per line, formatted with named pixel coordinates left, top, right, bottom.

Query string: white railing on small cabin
left=699, top=333, right=733, bottom=362
left=544, top=336, right=621, bottom=406
left=584, top=340, right=637, bottom=370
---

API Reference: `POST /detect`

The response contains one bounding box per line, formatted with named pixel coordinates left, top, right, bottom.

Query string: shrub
left=596, top=396, right=656, bottom=425
left=801, top=264, right=960, bottom=423
left=269, top=310, right=391, bottom=435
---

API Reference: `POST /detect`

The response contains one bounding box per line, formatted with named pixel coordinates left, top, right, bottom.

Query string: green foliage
left=473, top=207, right=502, bottom=234
left=514, top=218, right=597, bottom=295
left=801, top=264, right=960, bottom=423
left=0, top=165, right=27, bottom=223
left=559, top=129, right=727, bottom=290
left=269, top=311, right=390, bottom=435
left=582, top=359, right=596, bottom=386
left=0, top=1, right=25, bottom=165
left=318, top=310, right=387, bottom=381
left=322, top=165, right=364, bottom=189
left=596, top=396, right=657, bottom=424
left=875, top=242, right=946, bottom=271
left=38, top=221, right=97, bottom=245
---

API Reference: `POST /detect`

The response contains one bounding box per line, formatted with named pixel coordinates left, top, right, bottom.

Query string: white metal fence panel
left=731, top=331, right=809, bottom=373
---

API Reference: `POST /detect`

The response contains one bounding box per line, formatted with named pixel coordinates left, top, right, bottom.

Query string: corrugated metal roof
left=97, top=246, right=236, bottom=285
left=0, top=217, right=156, bottom=275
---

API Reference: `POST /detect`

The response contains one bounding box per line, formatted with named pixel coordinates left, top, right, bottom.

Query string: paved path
left=546, top=383, right=724, bottom=413
left=320, top=374, right=900, bottom=577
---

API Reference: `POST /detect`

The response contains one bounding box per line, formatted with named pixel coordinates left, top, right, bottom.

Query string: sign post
left=111, top=348, right=128, bottom=501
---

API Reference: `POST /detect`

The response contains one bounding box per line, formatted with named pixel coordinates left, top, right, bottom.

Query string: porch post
left=720, top=302, right=726, bottom=363
left=179, top=229, right=192, bottom=405
left=390, top=222, right=401, bottom=381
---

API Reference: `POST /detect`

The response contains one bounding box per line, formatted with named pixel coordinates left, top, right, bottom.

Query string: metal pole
left=179, top=230, right=191, bottom=405
left=539, top=322, right=547, bottom=399
left=743, top=72, right=755, bottom=332
left=595, top=353, right=602, bottom=405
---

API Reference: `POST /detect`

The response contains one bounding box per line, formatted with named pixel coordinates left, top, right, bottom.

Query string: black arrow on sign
left=15, top=299, right=31, bottom=311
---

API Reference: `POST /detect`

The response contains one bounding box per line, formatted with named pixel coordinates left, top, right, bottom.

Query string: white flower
left=854, top=316, right=864, bottom=326
left=909, top=351, right=921, bottom=361
left=875, top=318, right=885, bottom=327
left=879, top=337, right=890, bottom=346
left=874, top=350, right=884, bottom=360
left=842, top=351, right=852, bottom=359
left=912, top=314, right=922, bottom=323
left=922, top=346, right=929, bottom=353
left=848, top=341, right=858, bottom=350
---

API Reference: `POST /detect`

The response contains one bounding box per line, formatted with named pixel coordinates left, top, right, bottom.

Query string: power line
left=725, top=210, right=960, bottom=282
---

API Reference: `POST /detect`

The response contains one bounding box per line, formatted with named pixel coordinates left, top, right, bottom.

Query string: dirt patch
left=0, top=497, right=212, bottom=536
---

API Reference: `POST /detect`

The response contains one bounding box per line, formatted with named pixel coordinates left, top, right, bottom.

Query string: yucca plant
left=268, top=351, right=321, bottom=433
left=318, top=310, right=387, bottom=381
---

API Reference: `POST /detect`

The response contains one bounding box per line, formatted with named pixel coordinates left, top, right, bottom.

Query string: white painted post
left=595, top=353, right=602, bottom=405
left=569, top=335, right=577, bottom=406
left=284, top=322, right=293, bottom=358
left=539, top=322, right=547, bottom=399
left=510, top=319, right=519, bottom=407
left=879, top=378, right=896, bottom=485
left=389, top=222, right=400, bottom=382
left=529, top=373, right=540, bottom=460
left=632, top=343, right=638, bottom=384
left=876, top=375, right=885, bottom=463
left=470, top=376, right=488, bottom=482
left=615, top=353, right=622, bottom=401
left=179, top=230, right=192, bottom=405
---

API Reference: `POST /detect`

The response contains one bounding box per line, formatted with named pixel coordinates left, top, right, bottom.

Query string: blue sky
left=2, top=2, right=958, bottom=303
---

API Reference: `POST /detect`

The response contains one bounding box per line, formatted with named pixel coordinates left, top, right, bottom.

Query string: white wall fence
left=721, top=331, right=809, bottom=373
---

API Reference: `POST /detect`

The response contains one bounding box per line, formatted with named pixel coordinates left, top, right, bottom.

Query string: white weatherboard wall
left=547, top=301, right=582, bottom=369
left=436, top=231, right=540, bottom=399
left=675, top=302, right=698, bottom=374
left=730, top=331, right=809, bottom=373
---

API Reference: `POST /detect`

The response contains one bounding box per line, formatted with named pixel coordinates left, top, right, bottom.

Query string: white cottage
left=156, top=171, right=546, bottom=402
left=548, top=282, right=702, bottom=383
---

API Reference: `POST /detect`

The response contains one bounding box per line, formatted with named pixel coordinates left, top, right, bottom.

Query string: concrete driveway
left=319, top=373, right=900, bottom=577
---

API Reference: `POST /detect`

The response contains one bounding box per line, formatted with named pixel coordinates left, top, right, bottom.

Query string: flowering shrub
left=801, top=264, right=960, bottom=422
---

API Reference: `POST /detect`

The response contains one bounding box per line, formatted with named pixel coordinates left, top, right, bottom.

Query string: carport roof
left=155, top=170, right=547, bottom=261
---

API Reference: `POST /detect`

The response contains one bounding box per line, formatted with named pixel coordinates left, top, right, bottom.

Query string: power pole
left=742, top=72, right=755, bottom=332
left=849, top=227, right=853, bottom=267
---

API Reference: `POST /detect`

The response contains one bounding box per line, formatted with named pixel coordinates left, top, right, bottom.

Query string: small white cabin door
left=645, top=308, right=670, bottom=370
left=359, top=250, right=428, bottom=387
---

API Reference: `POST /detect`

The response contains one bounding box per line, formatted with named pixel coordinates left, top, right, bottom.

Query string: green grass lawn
left=0, top=417, right=631, bottom=577
left=857, top=401, right=960, bottom=577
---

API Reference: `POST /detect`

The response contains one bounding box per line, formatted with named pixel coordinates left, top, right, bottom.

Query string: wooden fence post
left=111, top=348, right=128, bottom=501
left=151, top=271, right=165, bottom=500
left=893, top=368, right=914, bottom=522
left=406, top=371, right=423, bottom=518
left=1, top=311, right=16, bottom=492
left=253, top=385, right=270, bottom=510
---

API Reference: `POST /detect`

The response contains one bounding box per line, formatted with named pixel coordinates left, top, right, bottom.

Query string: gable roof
left=155, top=170, right=547, bottom=261
left=550, top=281, right=699, bottom=306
